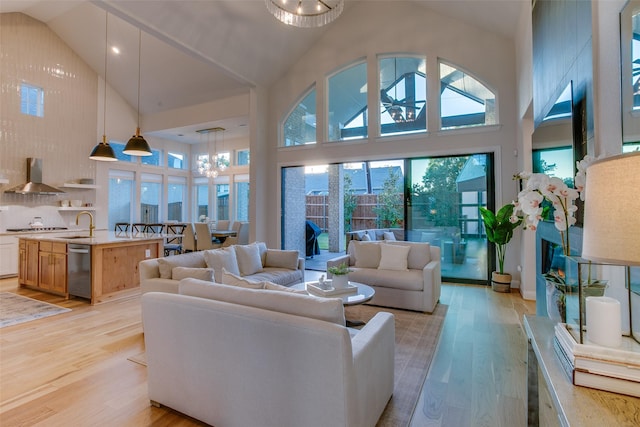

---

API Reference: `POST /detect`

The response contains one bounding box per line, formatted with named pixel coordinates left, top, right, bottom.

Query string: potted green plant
left=479, top=203, right=522, bottom=292
left=327, top=262, right=351, bottom=289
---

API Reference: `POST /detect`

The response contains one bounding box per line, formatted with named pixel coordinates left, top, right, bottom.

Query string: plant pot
left=491, top=272, right=511, bottom=293
left=332, top=274, right=349, bottom=289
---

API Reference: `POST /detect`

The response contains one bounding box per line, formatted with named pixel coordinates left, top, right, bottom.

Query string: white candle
left=586, top=296, right=622, bottom=347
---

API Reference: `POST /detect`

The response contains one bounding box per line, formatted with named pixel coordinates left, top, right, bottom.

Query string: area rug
left=346, top=303, right=448, bottom=427
left=128, top=303, right=447, bottom=427
left=0, top=292, right=71, bottom=328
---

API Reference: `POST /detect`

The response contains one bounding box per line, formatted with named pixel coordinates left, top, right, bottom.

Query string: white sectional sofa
left=327, top=240, right=441, bottom=313
left=139, top=242, right=304, bottom=294
left=142, top=278, right=395, bottom=427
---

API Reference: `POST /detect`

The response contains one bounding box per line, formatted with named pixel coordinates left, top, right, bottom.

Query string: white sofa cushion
left=203, top=247, right=241, bottom=282
left=352, top=241, right=381, bottom=268
left=264, top=249, right=299, bottom=270
left=221, top=268, right=263, bottom=289
left=383, top=231, right=396, bottom=241
left=387, top=241, right=431, bottom=270
left=172, top=267, right=215, bottom=282
left=378, top=244, right=410, bottom=270
left=178, top=278, right=345, bottom=325
left=157, top=252, right=206, bottom=279
left=234, top=243, right=264, bottom=276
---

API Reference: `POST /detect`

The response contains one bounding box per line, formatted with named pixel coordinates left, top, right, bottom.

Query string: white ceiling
left=0, top=0, right=524, bottom=144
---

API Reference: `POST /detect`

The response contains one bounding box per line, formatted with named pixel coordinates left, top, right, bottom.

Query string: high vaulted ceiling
left=0, top=0, right=524, bottom=143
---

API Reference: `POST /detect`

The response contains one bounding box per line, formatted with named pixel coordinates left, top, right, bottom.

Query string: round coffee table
left=291, top=281, right=375, bottom=326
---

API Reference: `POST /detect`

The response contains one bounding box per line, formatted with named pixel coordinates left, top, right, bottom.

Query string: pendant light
left=123, top=28, right=152, bottom=156
left=89, top=11, right=117, bottom=161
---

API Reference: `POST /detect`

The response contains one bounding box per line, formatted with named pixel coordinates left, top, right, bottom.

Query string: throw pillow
left=235, top=243, right=264, bottom=276
left=172, top=267, right=215, bottom=282
left=263, top=281, right=307, bottom=294
left=383, top=231, right=396, bottom=241
left=378, top=243, right=410, bottom=271
left=353, top=241, right=381, bottom=268
left=360, top=233, right=371, bottom=241
left=254, top=241, right=268, bottom=266
left=221, top=268, right=264, bottom=289
left=157, top=251, right=206, bottom=279
left=203, top=246, right=240, bottom=282
left=388, top=241, right=431, bottom=269
left=264, top=249, right=299, bottom=270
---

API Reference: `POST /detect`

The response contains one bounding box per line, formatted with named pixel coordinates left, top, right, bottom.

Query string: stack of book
left=553, top=324, right=640, bottom=397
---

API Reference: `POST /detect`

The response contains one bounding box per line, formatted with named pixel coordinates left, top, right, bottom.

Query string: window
left=235, top=179, right=250, bottom=222
left=328, top=62, right=368, bottom=141
left=20, top=83, right=44, bottom=117
left=194, top=177, right=209, bottom=221
left=216, top=152, right=230, bottom=170
left=109, top=142, right=135, bottom=163
left=379, top=56, right=427, bottom=136
left=141, top=148, right=162, bottom=166
left=440, top=62, right=496, bottom=130
left=237, top=149, right=250, bottom=166
left=167, top=176, right=186, bottom=221
left=108, top=170, right=135, bottom=231
left=140, top=173, right=162, bottom=223
left=283, top=87, right=317, bottom=146
left=216, top=183, right=229, bottom=220
left=168, top=151, right=186, bottom=169
left=532, top=147, right=575, bottom=186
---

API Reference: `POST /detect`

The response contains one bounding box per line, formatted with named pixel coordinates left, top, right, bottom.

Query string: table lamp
left=582, top=151, right=640, bottom=344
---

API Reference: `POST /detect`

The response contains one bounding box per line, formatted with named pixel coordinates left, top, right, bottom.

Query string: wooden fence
left=306, top=194, right=393, bottom=231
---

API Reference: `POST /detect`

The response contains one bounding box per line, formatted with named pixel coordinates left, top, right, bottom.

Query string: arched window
left=327, top=61, right=368, bottom=141
left=440, top=61, right=496, bottom=130
left=283, top=87, right=317, bottom=147
left=379, top=56, right=427, bottom=136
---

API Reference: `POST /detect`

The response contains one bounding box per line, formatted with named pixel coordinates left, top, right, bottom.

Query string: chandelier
left=197, top=127, right=227, bottom=179
left=265, top=0, right=344, bottom=28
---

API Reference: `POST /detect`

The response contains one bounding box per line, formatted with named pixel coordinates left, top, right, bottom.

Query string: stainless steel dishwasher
left=67, top=244, right=91, bottom=299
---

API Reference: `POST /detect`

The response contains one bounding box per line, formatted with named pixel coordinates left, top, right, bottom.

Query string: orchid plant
left=513, top=154, right=596, bottom=257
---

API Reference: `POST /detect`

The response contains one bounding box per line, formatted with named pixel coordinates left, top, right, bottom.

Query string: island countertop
left=18, top=230, right=164, bottom=245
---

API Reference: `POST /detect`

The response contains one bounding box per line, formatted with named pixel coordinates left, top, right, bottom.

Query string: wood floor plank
left=2, top=278, right=536, bottom=427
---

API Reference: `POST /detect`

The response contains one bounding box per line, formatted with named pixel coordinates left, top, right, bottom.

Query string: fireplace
left=536, top=221, right=583, bottom=316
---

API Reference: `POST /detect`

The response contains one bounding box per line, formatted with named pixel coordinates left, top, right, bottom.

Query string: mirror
left=621, top=0, right=640, bottom=152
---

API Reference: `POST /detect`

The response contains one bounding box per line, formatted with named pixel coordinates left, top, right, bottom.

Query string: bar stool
left=115, top=222, right=129, bottom=233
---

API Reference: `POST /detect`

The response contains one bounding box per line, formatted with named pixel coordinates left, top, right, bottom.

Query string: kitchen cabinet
left=38, top=241, right=67, bottom=295
left=18, top=239, right=39, bottom=286
left=0, top=235, right=19, bottom=277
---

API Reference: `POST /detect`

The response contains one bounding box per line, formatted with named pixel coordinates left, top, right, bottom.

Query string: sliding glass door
left=407, top=154, right=492, bottom=283
left=281, top=153, right=493, bottom=284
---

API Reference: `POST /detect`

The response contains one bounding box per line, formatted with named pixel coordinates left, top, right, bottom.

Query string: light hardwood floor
left=0, top=278, right=535, bottom=427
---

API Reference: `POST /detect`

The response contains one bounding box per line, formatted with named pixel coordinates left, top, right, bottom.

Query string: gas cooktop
left=6, top=227, right=68, bottom=232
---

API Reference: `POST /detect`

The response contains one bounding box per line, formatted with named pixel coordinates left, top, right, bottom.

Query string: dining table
left=211, top=230, right=237, bottom=244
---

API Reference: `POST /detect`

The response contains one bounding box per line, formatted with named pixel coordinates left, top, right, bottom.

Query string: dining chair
left=222, top=222, right=249, bottom=247
left=132, top=223, right=147, bottom=234
left=216, top=220, right=230, bottom=231
left=144, top=223, right=164, bottom=234
left=194, top=222, right=215, bottom=250
left=164, top=223, right=185, bottom=256
left=181, top=223, right=197, bottom=253
left=114, top=222, right=129, bottom=233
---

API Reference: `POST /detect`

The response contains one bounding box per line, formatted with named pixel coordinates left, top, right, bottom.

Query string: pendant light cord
left=137, top=29, right=142, bottom=131
left=103, top=12, right=108, bottom=140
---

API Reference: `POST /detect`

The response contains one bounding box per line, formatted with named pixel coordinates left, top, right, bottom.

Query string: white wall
left=263, top=2, right=520, bottom=279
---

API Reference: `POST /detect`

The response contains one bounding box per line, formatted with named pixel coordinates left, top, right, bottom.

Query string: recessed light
left=111, top=46, right=120, bottom=54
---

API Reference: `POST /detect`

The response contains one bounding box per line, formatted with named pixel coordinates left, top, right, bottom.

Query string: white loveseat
left=327, top=240, right=441, bottom=313
left=142, top=278, right=395, bottom=427
left=139, top=242, right=305, bottom=294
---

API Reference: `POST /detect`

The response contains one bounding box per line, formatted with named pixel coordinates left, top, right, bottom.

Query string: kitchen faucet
left=76, top=211, right=95, bottom=237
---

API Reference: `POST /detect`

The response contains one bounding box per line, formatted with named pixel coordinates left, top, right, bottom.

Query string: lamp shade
left=89, top=137, right=117, bottom=161
left=582, top=152, right=640, bottom=265
left=123, top=127, right=152, bottom=156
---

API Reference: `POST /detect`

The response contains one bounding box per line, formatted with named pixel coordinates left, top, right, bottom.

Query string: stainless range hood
left=5, top=158, right=64, bottom=195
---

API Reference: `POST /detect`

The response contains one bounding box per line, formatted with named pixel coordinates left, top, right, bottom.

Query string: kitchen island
left=18, top=231, right=163, bottom=305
